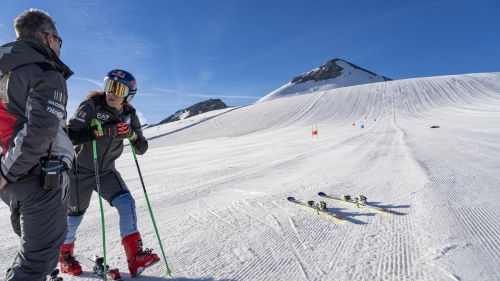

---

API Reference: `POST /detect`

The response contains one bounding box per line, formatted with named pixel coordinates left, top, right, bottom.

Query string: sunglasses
left=44, top=32, right=62, bottom=48
left=103, top=78, right=130, bottom=98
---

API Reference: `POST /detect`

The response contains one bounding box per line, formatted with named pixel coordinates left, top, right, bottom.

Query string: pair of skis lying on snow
left=287, top=192, right=397, bottom=223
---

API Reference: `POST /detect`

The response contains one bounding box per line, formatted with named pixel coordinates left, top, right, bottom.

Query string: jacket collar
left=0, top=37, right=73, bottom=79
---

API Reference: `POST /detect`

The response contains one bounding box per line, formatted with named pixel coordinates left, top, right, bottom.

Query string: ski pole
left=130, top=142, right=172, bottom=277
left=91, top=118, right=108, bottom=281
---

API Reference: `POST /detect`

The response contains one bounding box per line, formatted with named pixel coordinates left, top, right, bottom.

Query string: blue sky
left=1, top=0, right=499, bottom=124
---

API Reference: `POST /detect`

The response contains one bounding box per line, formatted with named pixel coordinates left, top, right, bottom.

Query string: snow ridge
left=258, top=58, right=391, bottom=103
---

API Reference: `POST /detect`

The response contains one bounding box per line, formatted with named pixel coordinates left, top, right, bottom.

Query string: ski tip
left=287, top=196, right=296, bottom=202
left=318, top=192, right=326, bottom=197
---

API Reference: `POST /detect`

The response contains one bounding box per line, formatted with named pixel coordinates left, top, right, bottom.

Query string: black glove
left=93, top=122, right=135, bottom=139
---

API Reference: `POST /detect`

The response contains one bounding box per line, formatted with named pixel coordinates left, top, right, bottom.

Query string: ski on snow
left=318, top=192, right=396, bottom=215
left=287, top=196, right=348, bottom=223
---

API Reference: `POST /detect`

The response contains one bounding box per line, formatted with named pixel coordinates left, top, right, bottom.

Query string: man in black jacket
left=59, top=69, right=160, bottom=277
left=0, top=9, right=73, bottom=281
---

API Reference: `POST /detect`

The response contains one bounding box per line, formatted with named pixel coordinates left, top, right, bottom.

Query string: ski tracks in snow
left=393, top=87, right=500, bottom=280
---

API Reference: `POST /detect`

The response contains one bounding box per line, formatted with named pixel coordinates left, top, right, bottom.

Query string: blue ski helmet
left=103, top=69, right=137, bottom=103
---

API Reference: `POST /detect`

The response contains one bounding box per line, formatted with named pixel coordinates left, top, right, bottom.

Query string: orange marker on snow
left=312, top=125, right=319, bottom=139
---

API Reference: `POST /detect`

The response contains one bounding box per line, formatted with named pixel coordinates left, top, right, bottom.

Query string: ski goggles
left=103, top=78, right=130, bottom=97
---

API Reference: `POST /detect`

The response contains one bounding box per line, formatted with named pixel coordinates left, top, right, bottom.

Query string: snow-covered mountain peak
left=258, top=58, right=391, bottom=103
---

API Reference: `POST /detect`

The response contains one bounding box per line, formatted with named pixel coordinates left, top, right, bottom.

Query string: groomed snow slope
left=1, top=73, right=499, bottom=281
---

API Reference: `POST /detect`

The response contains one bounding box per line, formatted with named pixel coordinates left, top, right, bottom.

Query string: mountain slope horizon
left=145, top=72, right=499, bottom=146
left=257, top=58, right=391, bottom=103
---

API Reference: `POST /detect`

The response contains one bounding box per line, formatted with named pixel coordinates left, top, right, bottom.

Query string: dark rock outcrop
left=159, top=98, right=227, bottom=124
left=291, top=58, right=391, bottom=84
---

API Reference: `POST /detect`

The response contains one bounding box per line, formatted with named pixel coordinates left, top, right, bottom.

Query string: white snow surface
left=1, top=72, right=500, bottom=281
left=258, top=59, right=389, bottom=103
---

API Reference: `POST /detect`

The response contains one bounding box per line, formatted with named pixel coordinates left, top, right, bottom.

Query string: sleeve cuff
left=129, top=131, right=138, bottom=142
left=0, top=166, right=15, bottom=184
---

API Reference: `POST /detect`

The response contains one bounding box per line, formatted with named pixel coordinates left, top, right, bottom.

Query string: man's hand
left=0, top=174, right=8, bottom=191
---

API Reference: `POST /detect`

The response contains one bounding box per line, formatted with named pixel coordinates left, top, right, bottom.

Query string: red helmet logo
left=111, top=70, right=127, bottom=79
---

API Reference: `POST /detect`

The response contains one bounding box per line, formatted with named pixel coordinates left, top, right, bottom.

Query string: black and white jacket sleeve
left=68, top=99, right=96, bottom=145
left=129, top=110, right=148, bottom=155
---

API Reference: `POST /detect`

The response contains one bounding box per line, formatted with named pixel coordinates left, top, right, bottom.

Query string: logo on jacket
left=97, top=112, right=110, bottom=121
left=77, top=110, right=87, bottom=119
left=53, top=90, right=65, bottom=103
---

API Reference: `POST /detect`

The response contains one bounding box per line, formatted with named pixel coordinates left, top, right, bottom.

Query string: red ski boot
left=122, top=232, right=160, bottom=277
left=59, top=243, right=82, bottom=276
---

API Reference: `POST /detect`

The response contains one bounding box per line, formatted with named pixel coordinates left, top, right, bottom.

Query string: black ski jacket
left=68, top=93, right=147, bottom=173
left=0, top=37, right=73, bottom=182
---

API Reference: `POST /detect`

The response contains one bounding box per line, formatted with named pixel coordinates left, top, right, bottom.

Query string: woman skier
left=59, top=69, right=159, bottom=277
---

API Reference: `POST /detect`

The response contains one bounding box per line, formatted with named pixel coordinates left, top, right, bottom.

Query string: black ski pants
left=0, top=170, right=69, bottom=281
